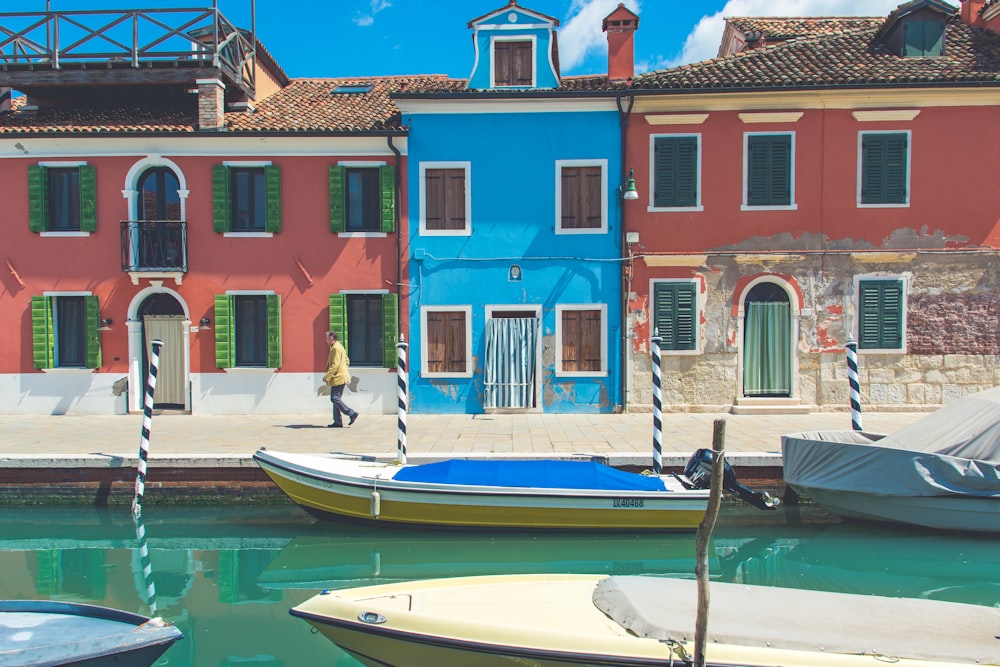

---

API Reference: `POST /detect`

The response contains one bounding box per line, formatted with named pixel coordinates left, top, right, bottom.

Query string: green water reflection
left=0, top=504, right=996, bottom=666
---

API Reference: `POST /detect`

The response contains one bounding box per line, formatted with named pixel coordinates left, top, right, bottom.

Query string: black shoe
left=328, top=423, right=343, bottom=428
left=349, top=413, right=359, bottom=426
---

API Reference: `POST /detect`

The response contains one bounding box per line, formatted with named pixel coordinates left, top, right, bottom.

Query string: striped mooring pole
left=132, top=339, right=162, bottom=516
left=396, top=334, right=408, bottom=465
left=651, top=330, right=663, bottom=474
left=846, top=337, right=863, bottom=431
left=132, top=515, right=158, bottom=615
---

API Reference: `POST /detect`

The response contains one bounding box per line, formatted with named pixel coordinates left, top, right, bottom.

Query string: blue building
left=395, top=1, right=640, bottom=413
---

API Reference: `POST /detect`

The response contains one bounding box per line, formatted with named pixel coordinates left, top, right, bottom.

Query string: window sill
left=40, top=231, right=90, bottom=237
left=555, top=227, right=608, bottom=235
left=338, top=232, right=388, bottom=238
left=554, top=371, right=609, bottom=378
left=419, top=228, right=472, bottom=237
left=857, top=348, right=906, bottom=355
left=222, top=367, right=278, bottom=374
left=223, top=232, right=274, bottom=238
left=856, top=203, right=909, bottom=209
left=740, top=204, right=798, bottom=211
left=659, top=348, right=701, bottom=357
left=648, top=206, right=703, bottom=213
left=41, top=367, right=95, bottom=374
left=421, top=371, right=473, bottom=379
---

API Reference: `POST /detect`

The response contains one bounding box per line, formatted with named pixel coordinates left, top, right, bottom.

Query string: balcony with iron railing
left=120, top=221, right=187, bottom=285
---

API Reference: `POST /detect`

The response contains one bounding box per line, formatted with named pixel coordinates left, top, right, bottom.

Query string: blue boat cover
left=393, top=459, right=666, bottom=491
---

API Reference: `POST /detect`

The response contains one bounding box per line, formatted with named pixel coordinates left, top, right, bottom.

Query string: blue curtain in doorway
left=484, top=318, right=537, bottom=409
left=744, top=302, right=791, bottom=396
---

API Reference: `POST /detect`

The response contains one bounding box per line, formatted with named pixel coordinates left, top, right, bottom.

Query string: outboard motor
left=682, top=448, right=780, bottom=510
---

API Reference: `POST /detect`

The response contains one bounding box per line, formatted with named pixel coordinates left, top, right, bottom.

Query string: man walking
left=323, top=330, right=358, bottom=428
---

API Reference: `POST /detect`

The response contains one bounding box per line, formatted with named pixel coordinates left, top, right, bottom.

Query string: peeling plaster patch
left=826, top=304, right=844, bottom=315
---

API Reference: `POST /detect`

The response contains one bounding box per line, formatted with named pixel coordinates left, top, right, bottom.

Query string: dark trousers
left=329, top=383, right=356, bottom=425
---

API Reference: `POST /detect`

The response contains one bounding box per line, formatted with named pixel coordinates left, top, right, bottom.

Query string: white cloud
left=353, top=0, right=392, bottom=28
left=560, top=0, right=642, bottom=71
left=660, top=0, right=958, bottom=70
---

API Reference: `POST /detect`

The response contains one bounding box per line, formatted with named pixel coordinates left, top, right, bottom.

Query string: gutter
left=616, top=93, right=634, bottom=414
left=387, top=135, right=403, bottom=344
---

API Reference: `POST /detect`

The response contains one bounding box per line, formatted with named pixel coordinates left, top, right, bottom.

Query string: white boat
left=290, top=573, right=1000, bottom=667
left=252, top=450, right=717, bottom=530
left=0, top=599, right=182, bottom=667
left=782, top=387, right=1000, bottom=533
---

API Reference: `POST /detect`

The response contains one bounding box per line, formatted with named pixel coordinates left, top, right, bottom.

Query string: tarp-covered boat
left=253, top=450, right=714, bottom=530
left=291, top=573, right=1000, bottom=667
left=0, top=599, right=182, bottom=667
left=782, top=387, right=1000, bottom=533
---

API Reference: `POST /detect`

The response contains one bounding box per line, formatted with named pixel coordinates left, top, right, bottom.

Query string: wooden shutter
left=425, top=169, right=445, bottom=230
left=862, top=134, right=907, bottom=204
left=747, top=135, right=790, bottom=206
left=30, top=295, right=54, bottom=369
left=561, top=168, right=582, bottom=229
left=265, top=293, right=282, bottom=368
left=79, top=165, right=97, bottom=232
left=85, top=295, right=102, bottom=369
left=382, top=293, right=398, bottom=368
left=654, top=137, right=698, bottom=208
left=495, top=42, right=512, bottom=86
left=655, top=282, right=696, bottom=351
left=214, top=294, right=233, bottom=368
left=445, top=170, right=466, bottom=229
left=265, top=165, right=282, bottom=233
left=859, top=280, right=903, bottom=349
left=379, top=165, right=395, bottom=233
left=212, top=165, right=231, bottom=233
left=445, top=311, right=467, bottom=372
left=28, top=165, right=48, bottom=232
left=329, top=293, right=347, bottom=355
left=580, top=310, right=601, bottom=372
left=513, top=41, right=532, bottom=85
left=329, top=166, right=345, bottom=233
left=561, top=311, right=581, bottom=371
left=426, top=311, right=466, bottom=373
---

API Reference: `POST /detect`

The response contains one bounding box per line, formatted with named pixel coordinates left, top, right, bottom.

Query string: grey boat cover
left=782, top=386, right=1000, bottom=497
left=593, top=575, right=1000, bottom=664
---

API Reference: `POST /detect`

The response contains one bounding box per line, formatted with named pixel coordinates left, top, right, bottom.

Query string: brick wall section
left=0, top=467, right=287, bottom=505
left=197, top=78, right=225, bottom=130
left=907, top=293, right=1000, bottom=355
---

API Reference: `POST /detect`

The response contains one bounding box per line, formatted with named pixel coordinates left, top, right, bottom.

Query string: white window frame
left=491, top=34, right=537, bottom=88
left=853, top=273, right=909, bottom=355
left=40, top=290, right=95, bottom=372
left=555, top=303, right=608, bottom=377
left=555, top=159, right=608, bottom=235
left=647, top=134, right=704, bottom=213
left=741, top=131, right=797, bottom=211
left=38, top=161, right=91, bottom=237
left=221, top=160, right=274, bottom=237
left=420, top=305, right=473, bottom=378
left=856, top=130, right=911, bottom=209
left=649, top=278, right=702, bottom=356
left=419, top=161, right=472, bottom=236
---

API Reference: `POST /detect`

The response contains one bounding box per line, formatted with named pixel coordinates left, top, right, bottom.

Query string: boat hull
left=254, top=451, right=709, bottom=530
left=0, top=600, right=182, bottom=667
left=291, top=574, right=1000, bottom=667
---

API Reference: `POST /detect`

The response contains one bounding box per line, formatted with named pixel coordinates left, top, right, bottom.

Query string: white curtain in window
left=484, top=317, right=537, bottom=409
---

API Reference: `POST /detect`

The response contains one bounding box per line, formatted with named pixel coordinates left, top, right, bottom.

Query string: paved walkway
left=0, top=410, right=929, bottom=468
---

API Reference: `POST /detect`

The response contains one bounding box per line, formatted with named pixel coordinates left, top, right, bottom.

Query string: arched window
left=137, top=167, right=181, bottom=221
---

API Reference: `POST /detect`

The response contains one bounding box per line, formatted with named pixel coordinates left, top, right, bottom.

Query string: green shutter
left=85, top=295, right=101, bottom=369
left=31, top=296, right=54, bottom=369
left=382, top=293, right=398, bottom=368
left=329, top=166, right=345, bottom=233
left=862, top=134, right=907, bottom=205
left=266, top=293, right=282, bottom=368
left=28, top=165, right=48, bottom=232
left=214, top=294, right=233, bottom=368
left=654, top=283, right=697, bottom=351
left=653, top=137, right=698, bottom=208
left=859, top=280, right=903, bottom=349
left=265, top=165, right=282, bottom=233
left=79, top=165, right=97, bottom=232
left=747, top=135, right=791, bottom=206
left=329, top=293, right=347, bottom=354
left=212, top=165, right=231, bottom=233
left=380, top=165, right=396, bottom=233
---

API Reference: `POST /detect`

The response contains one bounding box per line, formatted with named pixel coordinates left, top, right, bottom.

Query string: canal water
left=0, top=503, right=997, bottom=666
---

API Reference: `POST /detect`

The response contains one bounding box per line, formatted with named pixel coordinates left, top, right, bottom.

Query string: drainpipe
left=617, top=93, right=635, bottom=413
left=387, top=136, right=403, bottom=341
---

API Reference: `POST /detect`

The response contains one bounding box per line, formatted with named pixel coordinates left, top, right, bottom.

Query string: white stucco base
left=0, top=370, right=398, bottom=416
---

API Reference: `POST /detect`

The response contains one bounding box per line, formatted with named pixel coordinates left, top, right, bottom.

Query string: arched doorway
left=742, top=282, right=792, bottom=398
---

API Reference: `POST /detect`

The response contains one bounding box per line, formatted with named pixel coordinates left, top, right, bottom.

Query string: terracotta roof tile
left=634, top=18, right=1000, bottom=91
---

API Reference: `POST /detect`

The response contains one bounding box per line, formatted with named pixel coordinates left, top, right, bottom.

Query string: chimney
left=603, top=4, right=639, bottom=82
left=960, top=0, right=986, bottom=26
left=0, top=88, right=11, bottom=113
left=196, top=78, right=226, bottom=130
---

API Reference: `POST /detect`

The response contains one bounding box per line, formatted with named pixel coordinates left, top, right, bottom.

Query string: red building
left=621, top=0, right=1000, bottom=414
left=0, top=7, right=429, bottom=415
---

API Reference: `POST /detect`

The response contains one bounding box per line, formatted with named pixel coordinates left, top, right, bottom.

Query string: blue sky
left=31, top=0, right=949, bottom=79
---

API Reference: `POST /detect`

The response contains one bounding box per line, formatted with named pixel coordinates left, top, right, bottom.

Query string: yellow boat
left=291, top=573, right=1000, bottom=667
left=252, top=449, right=712, bottom=530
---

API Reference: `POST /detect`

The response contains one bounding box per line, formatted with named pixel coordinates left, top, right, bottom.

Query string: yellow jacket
left=323, top=340, right=351, bottom=387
